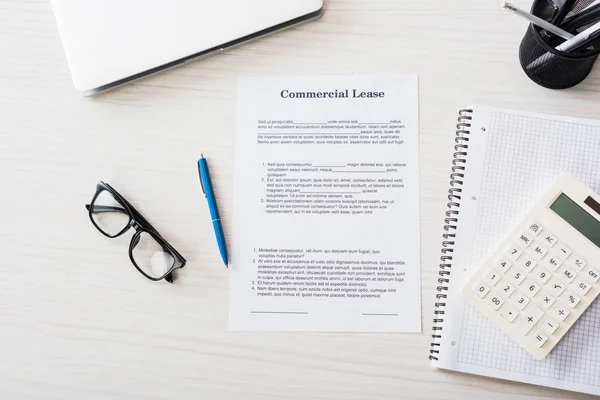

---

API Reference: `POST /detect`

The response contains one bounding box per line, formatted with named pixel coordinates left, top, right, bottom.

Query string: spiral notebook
left=430, top=105, right=600, bottom=396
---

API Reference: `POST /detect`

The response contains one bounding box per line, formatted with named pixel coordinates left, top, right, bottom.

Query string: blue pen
left=197, top=155, right=228, bottom=267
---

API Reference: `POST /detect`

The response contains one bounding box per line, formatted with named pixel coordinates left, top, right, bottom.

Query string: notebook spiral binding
left=429, top=108, right=473, bottom=361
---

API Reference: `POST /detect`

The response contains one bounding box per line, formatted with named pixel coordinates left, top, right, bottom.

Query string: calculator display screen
left=550, top=193, right=600, bottom=248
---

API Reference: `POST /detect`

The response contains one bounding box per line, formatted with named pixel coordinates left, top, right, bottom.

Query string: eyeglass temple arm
left=119, top=199, right=159, bottom=235
left=86, top=201, right=180, bottom=257
left=86, top=203, right=169, bottom=251
left=98, top=183, right=160, bottom=233
left=85, top=204, right=129, bottom=215
left=85, top=200, right=155, bottom=229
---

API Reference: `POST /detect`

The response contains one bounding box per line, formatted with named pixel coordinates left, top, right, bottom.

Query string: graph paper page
left=436, top=106, right=600, bottom=396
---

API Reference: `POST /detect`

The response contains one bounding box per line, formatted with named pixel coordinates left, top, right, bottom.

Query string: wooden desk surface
left=1, top=0, right=599, bottom=399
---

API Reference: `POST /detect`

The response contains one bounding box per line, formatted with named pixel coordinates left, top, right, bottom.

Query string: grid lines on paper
left=456, top=111, right=600, bottom=386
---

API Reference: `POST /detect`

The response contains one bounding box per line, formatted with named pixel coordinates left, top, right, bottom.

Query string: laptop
left=51, top=0, right=323, bottom=95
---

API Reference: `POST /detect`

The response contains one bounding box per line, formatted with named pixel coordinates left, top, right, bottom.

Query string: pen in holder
left=519, top=0, right=600, bottom=89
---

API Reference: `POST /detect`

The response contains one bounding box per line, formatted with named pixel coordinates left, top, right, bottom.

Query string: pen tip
left=225, top=264, right=229, bottom=268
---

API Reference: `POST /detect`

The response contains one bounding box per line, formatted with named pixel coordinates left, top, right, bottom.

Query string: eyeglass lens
left=91, top=190, right=131, bottom=236
left=131, top=232, right=176, bottom=279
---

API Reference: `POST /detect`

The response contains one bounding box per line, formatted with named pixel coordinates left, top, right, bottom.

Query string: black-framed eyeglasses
left=86, top=181, right=186, bottom=283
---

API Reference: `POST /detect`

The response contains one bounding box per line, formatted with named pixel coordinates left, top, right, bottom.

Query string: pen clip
left=197, top=161, right=206, bottom=196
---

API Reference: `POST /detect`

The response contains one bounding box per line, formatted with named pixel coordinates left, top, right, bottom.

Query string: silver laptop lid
left=51, top=0, right=323, bottom=93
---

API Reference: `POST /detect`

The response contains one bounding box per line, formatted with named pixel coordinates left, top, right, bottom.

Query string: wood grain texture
left=1, top=0, right=600, bottom=399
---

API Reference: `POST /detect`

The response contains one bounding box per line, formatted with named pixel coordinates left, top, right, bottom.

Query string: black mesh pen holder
left=519, top=0, right=600, bottom=89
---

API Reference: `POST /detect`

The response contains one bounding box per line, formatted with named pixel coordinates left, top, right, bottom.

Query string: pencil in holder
left=519, top=0, right=600, bottom=89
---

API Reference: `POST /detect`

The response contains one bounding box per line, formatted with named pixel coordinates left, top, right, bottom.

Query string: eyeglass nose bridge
left=128, top=227, right=156, bottom=258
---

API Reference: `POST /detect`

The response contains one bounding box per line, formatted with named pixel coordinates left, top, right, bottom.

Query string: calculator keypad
left=463, top=220, right=600, bottom=360
left=531, top=331, right=548, bottom=348
left=540, top=318, right=559, bottom=335
left=517, top=306, right=544, bottom=335
left=565, top=293, right=581, bottom=309
left=527, top=222, right=543, bottom=236
left=574, top=280, right=592, bottom=296
left=509, top=270, right=527, bottom=286
left=525, top=282, right=541, bottom=297
left=548, top=279, right=566, bottom=297
left=513, top=294, right=530, bottom=310
left=486, top=294, right=505, bottom=311
left=474, top=283, right=491, bottom=298
left=558, top=266, right=577, bottom=284
left=519, top=257, right=537, bottom=273
left=516, top=232, right=534, bottom=248
left=534, top=268, right=550, bottom=284
left=507, top=246, right=523, bottom=261
left=541, top=233, right=557, bottom=247
left=539, top=292, right=555, bottom=310
left=531, top=245, right=548, bottom=260
left=573, top=257, right=587, bottom=270
left=500, top=305, right=519, bottom=322
left=552, top=304, right=570, bottom=322
left=556, top=245, right=572, bottom=259
left=500, top=282, right=516, bottom=298
left=485, top=270, right=501, bottom=286
left=586, top=268, right=600, bottom=283
left=543, top=255, right=562, bottom=272
left=496, top=260, right=512, bottom=273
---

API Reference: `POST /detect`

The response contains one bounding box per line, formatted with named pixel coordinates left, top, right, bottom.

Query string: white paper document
left=229, top=75, right=421, bottom=332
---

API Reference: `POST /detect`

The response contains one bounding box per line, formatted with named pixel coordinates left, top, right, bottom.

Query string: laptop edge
left=83, top=7, right=324, bottom=96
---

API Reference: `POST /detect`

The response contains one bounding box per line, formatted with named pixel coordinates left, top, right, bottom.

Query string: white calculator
left=462, top=173, right=600, bottom=360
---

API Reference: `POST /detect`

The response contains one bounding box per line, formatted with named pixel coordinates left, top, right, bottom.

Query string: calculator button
left=509, top=269, right=527, bottom=286
left=506, top=246, right=523, bottom=261
left=487, top=293, right=505, bottom=311
left=585, top=267, right=600, bottom=283
left=555, top=244, right=572, bottom=258
left=496, top=259, right=512, bottom=274
left=534, top=267, right=551, bottom=284
left=542, top=233, right=557, bottom=247
left=513, top=293, right=530, bottom=310
left=558, top=266, right=577, bottom=284
left=499, top=281, right=516, bottom=298
left=515, top=232, right=534, bottom=248
left=539, top=292, right=555, bottom=310
left=485, top=270, right=501, bottom=286
left=527, top=222, right=543, bottom=236
left=474, top=283, right=491, bottom=298
left=552, top=304, right=570, bottom=322
left=565, top=293, right=581, bottom=309
left=524, top=282, right=541, bottom=297
left=548, top=278, right=566, bottom=297
left=543, top=256, right=563, bottom=272
left=500, top=305, right=519, bottom=323
left=540, top=318, right=559, bottom=335
left=531, top=331, right=549, bottom=348
left=532, top=245, right=548, bottom=260
left=572, top=257, right=587, bottom=271
left=518, top=306, right=544, bottom=335
left=519, top=257, right=537, bottom=273
left=574, top=280, right=592, bottom=296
